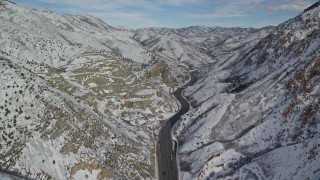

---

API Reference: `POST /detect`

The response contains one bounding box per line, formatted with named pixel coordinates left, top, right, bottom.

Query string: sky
left=11, top=0, right=317, bottom=29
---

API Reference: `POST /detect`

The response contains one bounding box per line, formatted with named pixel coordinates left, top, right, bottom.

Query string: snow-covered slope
left=0, top=1, right=178, bottom=179
left=134, top=26, right=273, bottom=68
left=174, top=4, right=320, bottom=180
left=134, top=26, right=273, bottom=83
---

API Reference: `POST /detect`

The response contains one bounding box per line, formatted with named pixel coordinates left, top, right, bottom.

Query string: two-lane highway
left=157, top=72, right=197, bottom=180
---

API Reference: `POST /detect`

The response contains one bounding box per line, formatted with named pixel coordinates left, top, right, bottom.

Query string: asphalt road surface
left=157, top=72, right=197, bottom=180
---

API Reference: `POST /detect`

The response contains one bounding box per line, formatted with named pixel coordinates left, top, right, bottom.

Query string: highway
left=0, top=72, right=197, bottom=180
left=157, top=71, right=197, bottom=180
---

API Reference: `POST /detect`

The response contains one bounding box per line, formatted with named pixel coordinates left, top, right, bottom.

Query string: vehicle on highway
left=172, top=140, right=177, bottom=151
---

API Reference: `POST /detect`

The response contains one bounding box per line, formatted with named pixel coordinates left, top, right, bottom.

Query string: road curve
left=157, top=71, right=197, bottom=180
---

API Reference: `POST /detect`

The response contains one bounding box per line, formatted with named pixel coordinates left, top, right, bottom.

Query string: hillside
left=134, top=26, right=273, bottom=70
left=0, top=1, right=175, bottom=179
left=174, top=4, right=320, bottom=180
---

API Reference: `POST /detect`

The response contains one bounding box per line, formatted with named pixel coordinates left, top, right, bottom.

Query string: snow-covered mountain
left=174, top=3, right=320, bottom=180
left=0, top=0, right=293, bottom=179
left=0, top=1, right=178, bottom=179
left=134, top=26, right=273, bottom=74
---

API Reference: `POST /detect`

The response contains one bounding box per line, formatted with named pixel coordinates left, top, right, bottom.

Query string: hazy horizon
left=10, top=0, right=318, bottom=29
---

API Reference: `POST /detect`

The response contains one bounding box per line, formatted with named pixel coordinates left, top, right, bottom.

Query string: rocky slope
left=0, top=1, right=177, bottom=179
left=174, top=3, right=320, bottom=180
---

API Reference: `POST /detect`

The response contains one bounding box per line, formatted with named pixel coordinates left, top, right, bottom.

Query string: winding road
left=0, top=72, right=197, bottom=180
left=157, top=71, right=197, bottom=180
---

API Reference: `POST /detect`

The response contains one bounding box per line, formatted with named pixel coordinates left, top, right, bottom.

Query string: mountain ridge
left=174, top=4, right=320, bottom=180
